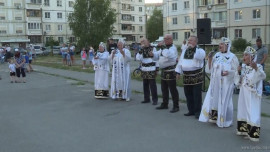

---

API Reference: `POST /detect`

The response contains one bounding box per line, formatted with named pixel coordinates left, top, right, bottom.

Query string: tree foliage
left=146, top=9, right=163, bottom=42
left=232, top=38, right=251, bottom=52
left=68, top=0, right=116, bottom=49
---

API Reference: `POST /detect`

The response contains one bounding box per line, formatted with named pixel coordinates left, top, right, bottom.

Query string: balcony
left=120, top=30, right=133, bottom=35
left=212, top=20, right=227, bottom=27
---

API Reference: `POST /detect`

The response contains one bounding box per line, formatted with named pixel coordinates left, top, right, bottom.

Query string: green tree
left=68, top=0, right=116, bottom=49
left=232, top=38, right=251, bottom=52
left=146, top=9, right=163, bottom=42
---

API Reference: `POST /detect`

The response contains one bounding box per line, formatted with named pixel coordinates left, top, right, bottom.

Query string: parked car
left=150, top=36, right=164, bottom=47
left=33, top=45, right=43, bottom=55
left=53, top=46, right=62, bottom=55
left=42, top=47, right=50, bottom=55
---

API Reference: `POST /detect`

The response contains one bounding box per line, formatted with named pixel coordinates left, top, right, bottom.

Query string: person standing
left=27, top=50, right=33, bottom=72
left=61, top=43, right=68, bottom=65
left=199, top=37, right=239, bottom=127
left=110, top=39, right=131, bottom=101
left=181, top=40, right=188, bottom=52
left=88, top=46, right=95, bottom=67
left=14, top=49, right=26, bottom=83
left=235, top=46, right=266, bottom=142
left=136, top=38, right=158, bottom=105
left=154, top=34, right=179, bottom=113
left=81, top=47, right=87, bottom=69
left=92, top=42, right=110, bottom=98
left=175, top=35, right=206, bottom=118
left=253, top=36, right=268, bottom=70
left=108, top=38, right=117, bottom=54
left=68, top=44, right=75, bottom=66
left=8, top=59, right=16, bottom=83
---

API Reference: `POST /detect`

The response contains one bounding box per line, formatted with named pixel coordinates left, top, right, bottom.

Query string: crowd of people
left=91, top=35, right=267, bottom=142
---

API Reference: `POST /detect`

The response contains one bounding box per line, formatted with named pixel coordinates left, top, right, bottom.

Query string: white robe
left=92, top=51, right=110, bottom=96
left=199, top=52, right=239, bottom=127
left=110, top=48, right=131, bottom=100
left=236, top=64, right=265, bottom=131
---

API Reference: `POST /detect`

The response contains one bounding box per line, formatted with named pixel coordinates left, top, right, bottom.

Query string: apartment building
left=145, top=2, right=163, bottom=20
left=111, top=0, right=146, bottom=44
left=0, top=0, right=28, bottom=48
left=163, top=0, right=270, bottom=48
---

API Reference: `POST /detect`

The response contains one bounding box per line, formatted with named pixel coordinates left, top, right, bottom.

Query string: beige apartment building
left=163, top=0, right=270, bottom=48
left=111, top=0, right=146, bottom=44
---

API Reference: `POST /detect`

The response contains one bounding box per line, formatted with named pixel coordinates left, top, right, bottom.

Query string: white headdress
left=244, top=46, right=257, bottom=62
left=99, top=42, right=106, bottom=51
left=220, top=37, right=231, bottom=53
left=118, top=39, right=125, bottom=45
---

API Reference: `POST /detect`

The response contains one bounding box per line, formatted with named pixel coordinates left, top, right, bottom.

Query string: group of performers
left=93, top=35, right=266, bottom=142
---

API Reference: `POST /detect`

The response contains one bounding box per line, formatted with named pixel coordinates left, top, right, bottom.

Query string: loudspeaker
left=197, top=18, right=211, bottom=44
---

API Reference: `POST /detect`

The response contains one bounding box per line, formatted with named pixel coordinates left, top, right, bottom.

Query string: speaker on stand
left=197, top=18, right=211, bottom=92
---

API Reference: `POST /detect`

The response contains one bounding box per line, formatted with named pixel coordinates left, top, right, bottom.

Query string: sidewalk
left=30, top=64, right=270, bottom=116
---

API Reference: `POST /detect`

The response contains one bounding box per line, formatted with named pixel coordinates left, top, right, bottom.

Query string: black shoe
left=170, top=107, right=179, bottom=113
left=156, top=105, right=168, bottom=110
left=152, top=102, right=158, bottom=105
left=195, top=114, right=200, bottom=119
left=141, top=101, right=150, bottom=103
left=184, top=112, right=194, bottom=116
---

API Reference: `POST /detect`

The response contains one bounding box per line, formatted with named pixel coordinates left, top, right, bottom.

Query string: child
left=235, top=46, right=266, bottom=142
left=66, top=51, right=71, bottom=66
left=81, top=47, right=87, bottom=69
left=88, top=46, right=94, bottom=67
left=8, top=59, right=16, bottom=83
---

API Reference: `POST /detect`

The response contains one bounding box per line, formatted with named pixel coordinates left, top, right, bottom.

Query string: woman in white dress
left=110, top=39, right=131, bottom=101
left=235, top=46, right=266, bottom=142
left=92, top=42, right=110, bottom=98
left=199, top=37, right=239, bottom=127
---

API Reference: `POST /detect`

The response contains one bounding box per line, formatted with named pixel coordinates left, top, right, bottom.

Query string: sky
left=145, top=0, right=163, bottom=3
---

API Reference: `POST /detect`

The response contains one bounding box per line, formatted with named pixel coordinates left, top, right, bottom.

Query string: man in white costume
left=236, top=46, right=266, bottom=142
left=175, top=35, right=206, bottom=118
left=136, top=38, right=158, bottom=105
left=110, top=39, right=131, bottom=101
left=199, top=37, right=239, bottom=127
left=92, top=42, right=110, bottom=98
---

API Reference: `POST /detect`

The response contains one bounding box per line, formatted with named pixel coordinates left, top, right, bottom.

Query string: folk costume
left=199, top=37, right=239, bottom=127
left=93, top=42, right=110, bottom=98
left=136, top=46, right=158, bottom=105
left=175, top=44, right=206, bottom=118
left=110, top=40, right=131, bottom=101
left=154, top=44, right=179, bottom=112
left=235, top=46, right=266, bottom=142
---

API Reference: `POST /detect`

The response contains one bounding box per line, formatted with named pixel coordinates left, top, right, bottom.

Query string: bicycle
left=132, top=63, right=142, bottom=77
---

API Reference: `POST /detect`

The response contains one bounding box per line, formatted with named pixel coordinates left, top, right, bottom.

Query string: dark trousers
left=184, top=83, right=202, bottom=115
left=161, top=79, right=179, bottom=108
left=16, top=68, right=26, bottom=77
left=143, top=79, right=158, bottom=103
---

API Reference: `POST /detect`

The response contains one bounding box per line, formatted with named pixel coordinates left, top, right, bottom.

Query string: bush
left=232, top=38, right=251, bottom=52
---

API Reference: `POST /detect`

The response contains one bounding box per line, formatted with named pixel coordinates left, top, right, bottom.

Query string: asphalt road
left=0, top=63, right=270, bottom=152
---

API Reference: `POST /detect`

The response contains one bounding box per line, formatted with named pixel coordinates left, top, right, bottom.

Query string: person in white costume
left=110, top=39, right=131, bottom=101
left=93, top=42, right=110, bottom=98
left=199, top=37, right=239, bottom=127
left=235, top=46, right=266, bottom=142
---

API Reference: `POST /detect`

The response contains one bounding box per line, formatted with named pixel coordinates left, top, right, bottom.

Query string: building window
left=0, top=2, right=4, bottom=6
left=57, top=13, right=62, bottom=19
left=234, top=0, right=242, bottom=2
left=69, top=1, right=74, bottom=7
left=30, top=0, right=42, bottom=4
left=45, top=25, right=51, bottom=31
left=214, top=11, right=226, bottom=21
left=15, top=17, right=22, bottom=20
left=44, top=0, right=50, bottom=6
left=45, top=12, right=50, bottom=18
left=132, top=26, right=135, bottom=31
left=57, top=0, right=62, bottom=7
left=252, top=28, right=261, bottom=39
left=131, top=6, right=134, bottom=11
left=184, top=16, right=190, bottom=23
left=139, top=7, right=142, bottom=12
left=173, top=32, right=178, bottom=40
left=204, top=13, right=208, bottom=18
left=217, top=0, right=225, bottom=4
left=58, top=37, right=63, bottom=43
left=58, top=25, right=63, bottom=31
left=28, top=23, right=42, bottom=29
left=253, top=9, right=260, bottom=19
left=14, top=3, right=21, bottom=8
left=139, top=26, right=143, bottom=32
left=69, top=37, right=75, bottom=43
left=173, top=17, right=177, bottom=25
left=45, top=37, right=51, bottom=42
left=29, top=36, right=41, bottom=43
left=122, top=14, right=132, bottom=21
left=122, top=4, right=131, bottom=11
left=0, top=16, right=5, bottom=20
left=184, top=32, right=190, bottom=40
left=139, top=0, right=142, bottom=2
left=27, top=9, right=41, bottom=17
left=0, top=30, right=7, bottom=34
left=131, top=16, right=135, bottom=21
left=184, top=1, right=189, bottom=9
left=139, top=17, right=142, bottom=22
left=234, top=29, right=242, bottom=38
left=172, top=3, right=177, bottom=11
left=16, top=30, right=23, bottom=34
left=235, top=11, right=242, bottom=20
left=122, top=24, right=132, bottom=31
left=213, top=28, right=227, bottom=39
left=199, top=0, right=208, bottom=6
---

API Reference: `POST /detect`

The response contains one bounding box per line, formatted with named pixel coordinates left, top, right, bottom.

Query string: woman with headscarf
left=235, top=46, right=266, bottom=142
left=199, top=37, right=239, bottom=127
left=110, top=39, right=131, bottom=101
left=92, top=42, right=110, bottom=98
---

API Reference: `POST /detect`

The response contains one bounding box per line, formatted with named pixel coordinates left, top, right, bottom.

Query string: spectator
left=8, top=59, right=16, bottom=83
left=108, top=38, right=117, bottom=54
left=253, top=36, right=268, bottom=70
left=81, top=47, right=87, bottom=69
left=88, top=46, right=94, bottom=67
left=14, top=49, right=26, bottom=83
left=61, top=43, right=68, bottom=65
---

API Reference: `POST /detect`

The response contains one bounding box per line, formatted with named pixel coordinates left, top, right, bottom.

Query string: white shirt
left=154, top=44, right=178, bottom=69
left=9, top=63, right=16, bottom=72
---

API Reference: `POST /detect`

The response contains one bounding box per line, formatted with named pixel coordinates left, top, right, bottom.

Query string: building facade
left=111, top=0, right=146, bottom=44
left=145, top=2, right=163, bottom=20
left=163, top=0, right=270, bottom=48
